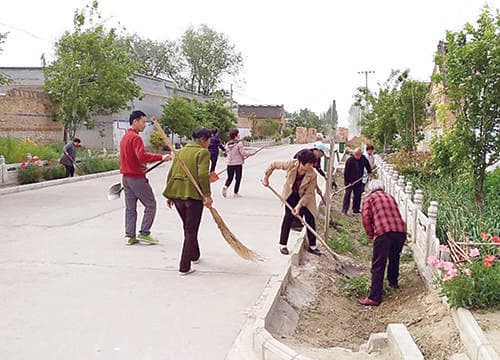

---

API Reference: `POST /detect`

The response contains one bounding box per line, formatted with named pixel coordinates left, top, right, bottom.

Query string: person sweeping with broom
left=163, top=126, right=213, bottom=275
left=262, top=150, right=321, bottom=256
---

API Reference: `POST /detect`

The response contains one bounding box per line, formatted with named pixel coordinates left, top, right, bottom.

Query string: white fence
left=376, top=156, right=439, bottom=286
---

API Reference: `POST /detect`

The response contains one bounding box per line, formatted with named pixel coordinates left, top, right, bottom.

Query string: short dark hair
left=366, top=145, right=374, bottom=151
left=73, top=138, right=81, bottom=144
left=192, top=126, right=211, bottom=141
left=229, top=128, right=239, bottom=140
left=211, top=128, right=218, bottom=135
left=129, top=110, right=147, bottom=125
left=297, top=150, right=316, bottom=165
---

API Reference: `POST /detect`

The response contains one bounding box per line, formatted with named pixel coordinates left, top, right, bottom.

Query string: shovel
left=107, top=160, right=165, bottom=200
left=265, top=183, right=362, bottom=277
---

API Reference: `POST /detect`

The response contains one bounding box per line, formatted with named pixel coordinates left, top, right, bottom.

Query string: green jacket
left=163, top=141, right=211, bottom=200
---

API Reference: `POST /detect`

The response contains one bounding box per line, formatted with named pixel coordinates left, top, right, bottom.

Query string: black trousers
left=64, top=164, right=75, bottom=177
left=280, top=192, right=316, bottom=247
left=369, top=231, right=406, bottom=303
left=225, top=165, right=243, bottom=194
left=173, top=199, right=204, bottom=273
left=209, top=153, right=218, bottom=173
left=342, top=182, right=363, bottom=213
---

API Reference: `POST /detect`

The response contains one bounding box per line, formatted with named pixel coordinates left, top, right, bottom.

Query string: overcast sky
left=0, top=0, right=497, bottom=125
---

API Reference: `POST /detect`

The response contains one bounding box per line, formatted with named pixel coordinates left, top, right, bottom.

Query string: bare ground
left=276, top=184, right=464, bottom=359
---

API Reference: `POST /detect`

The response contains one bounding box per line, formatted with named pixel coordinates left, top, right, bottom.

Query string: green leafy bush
left=387, top=150, right=434, bottom=177
left=41, top=164, right=67, bottom=180
left=17, top=163, right=43, bottom=184
left=0, top=136, right=61, bottom=163
left=78, top=155, right=119, bottom=174
left=428, top=251, right=499, bottom=309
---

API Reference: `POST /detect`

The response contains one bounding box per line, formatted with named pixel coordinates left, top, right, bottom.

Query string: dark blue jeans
left=279, top=192, right=316, bottom=247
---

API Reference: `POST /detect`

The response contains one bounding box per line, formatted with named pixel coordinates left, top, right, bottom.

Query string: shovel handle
left=265, top=183, right=340, bottom=260
left=146, top=159, right=165, bottom=173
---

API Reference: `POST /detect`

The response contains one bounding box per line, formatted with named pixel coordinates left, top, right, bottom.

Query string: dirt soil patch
left=278, top=178, right=464, bottom=359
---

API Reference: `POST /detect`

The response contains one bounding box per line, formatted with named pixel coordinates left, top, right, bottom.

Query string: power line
left=0, top=21, right=51, bottom=43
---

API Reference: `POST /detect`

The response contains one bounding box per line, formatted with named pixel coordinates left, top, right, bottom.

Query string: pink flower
left=442, top=261, right=455, bottom=272
left=443, top=268, right=458, bottom=281
left=480, top=233, right=490, bottom=240
left=492, top=236, right=500, bottom=244
left=483, top=255, right=496, bottom=268
left=426, top=256, right=439, bottom=267
left=439, top=244, right=450, bottom=252
left=464, top=268, right=472, bottom=277
left=469, top=248, right=480, bottom=258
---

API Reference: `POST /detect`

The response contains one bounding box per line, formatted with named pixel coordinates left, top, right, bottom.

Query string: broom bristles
left=209, top=207, right=262, bottom=262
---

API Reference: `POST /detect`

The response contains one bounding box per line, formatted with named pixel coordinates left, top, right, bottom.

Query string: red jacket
left=120, top=129, right=163, bottom=178
left=362, top=190, right=406, bottom=240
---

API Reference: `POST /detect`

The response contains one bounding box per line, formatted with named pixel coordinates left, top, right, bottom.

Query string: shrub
left=0, top=136, right=62, bottom=163
left=149, top=130, right=165, bottom=152
left=387, top=150, right=434, bottom=177
left=17, top=163, right=43, bottom=184
left=428, top=251, right=499, bottom=309
left=41, top=164, right=67, bottom=180
left=78, top=155, right=119, bottom=174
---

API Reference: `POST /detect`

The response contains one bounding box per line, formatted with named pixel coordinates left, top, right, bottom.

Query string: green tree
left=180, top=25, right=243, bottom=95
left=160, top=96, right=198, bottom=138
left=433, top=7, right=500, bottom=204
left=121, top=34, right=183, bottom=81
left=202, top=96, right=237, bottom=141
left=43, top=1, right=142, bottom=141
left=288, top=108, right=324, bottom=132
left=0, top=32, right=10, bottom=85
left=320, top=100, right=338, bottom=131
left=355, top=69, right=428, bottom=151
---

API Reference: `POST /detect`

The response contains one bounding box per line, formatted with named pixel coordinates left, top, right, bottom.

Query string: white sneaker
left=233, top=193, right=242, bottom=198
left=179, top=269, right=196, bottom=276
left=222, top=186, right=228, bottom=198
left=192, top=259, right=200, bottom=264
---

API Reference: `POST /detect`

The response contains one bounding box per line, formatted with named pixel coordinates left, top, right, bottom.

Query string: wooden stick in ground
left=151, top=117, right=261, bottom=261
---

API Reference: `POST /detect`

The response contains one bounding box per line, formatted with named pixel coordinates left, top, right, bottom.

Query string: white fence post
left=391, top=170, right=399, bottom=196
left=404, top=181, right=413, bottom=224
left=413, top=190, right=424, bottom=243
left=0, top=155, right=5, bottom=184
left=427, top=201, right=439, bottom=258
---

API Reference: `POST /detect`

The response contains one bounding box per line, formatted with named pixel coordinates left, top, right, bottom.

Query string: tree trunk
left=474, top=166, right=485, bottom=206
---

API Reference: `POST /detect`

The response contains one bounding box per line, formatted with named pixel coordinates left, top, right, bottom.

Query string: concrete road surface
left=0, top=143, right=317, bottom=360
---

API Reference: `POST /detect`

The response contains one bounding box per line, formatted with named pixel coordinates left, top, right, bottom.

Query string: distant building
left=237, top=105, right=285, bottom=138
left=0, top=67, right=209, bottom=149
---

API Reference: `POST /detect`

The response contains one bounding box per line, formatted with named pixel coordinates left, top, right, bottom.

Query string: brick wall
left=0, top=89, right=63, bottom=143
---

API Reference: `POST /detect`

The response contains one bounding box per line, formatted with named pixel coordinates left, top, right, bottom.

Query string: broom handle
left=215, top=144, right=269, bottom=176
left=266, top=183, right=340, bottom=260
left=151, top=118, right=206, bottom=199
left=331, top=166, right=378, bottom=196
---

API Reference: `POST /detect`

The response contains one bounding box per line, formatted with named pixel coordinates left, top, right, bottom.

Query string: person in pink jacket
left=223, top=129, right=250, bottom=198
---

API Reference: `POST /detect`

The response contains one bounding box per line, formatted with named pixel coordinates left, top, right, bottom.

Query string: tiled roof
left=238, top=105, right=284, bottom=119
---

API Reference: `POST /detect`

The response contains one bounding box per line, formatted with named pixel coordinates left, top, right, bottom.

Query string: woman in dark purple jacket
left=208, top=128, right=225, bottom=173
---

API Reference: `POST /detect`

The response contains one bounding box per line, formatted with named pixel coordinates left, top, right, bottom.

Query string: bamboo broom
left=152, top=118, right=262, bottom=262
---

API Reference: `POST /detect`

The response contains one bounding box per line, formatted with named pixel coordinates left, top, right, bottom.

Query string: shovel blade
left=107, top=183, right=123, bottom=200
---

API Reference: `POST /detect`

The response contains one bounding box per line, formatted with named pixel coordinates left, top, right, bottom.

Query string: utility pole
left=357, top=70, right=375, bottom=90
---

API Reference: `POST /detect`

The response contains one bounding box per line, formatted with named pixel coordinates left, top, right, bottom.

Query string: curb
left=451, top=308, right=499, bottom=360
left=0, top=170, right=121, bottom=196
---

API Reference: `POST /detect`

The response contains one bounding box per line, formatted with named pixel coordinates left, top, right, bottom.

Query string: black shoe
left=389, top=283, right=399, bottom=289
left=307, top=247, right=322, bottom=256
left=280, top=247, right=289, bottom=255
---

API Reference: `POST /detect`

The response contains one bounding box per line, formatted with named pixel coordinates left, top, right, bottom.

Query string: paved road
left=0, top=144, right=312, bottom=360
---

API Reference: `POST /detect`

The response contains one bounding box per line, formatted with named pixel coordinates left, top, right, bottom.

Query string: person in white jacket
left=223, top=129, right=250, bottom=198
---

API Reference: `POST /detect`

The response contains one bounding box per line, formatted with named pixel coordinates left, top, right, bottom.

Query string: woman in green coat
left=164, top=127, right=213, bottom=275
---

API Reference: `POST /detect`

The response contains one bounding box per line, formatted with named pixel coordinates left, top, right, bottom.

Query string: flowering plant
left=427, top=241, right=499, bottom=309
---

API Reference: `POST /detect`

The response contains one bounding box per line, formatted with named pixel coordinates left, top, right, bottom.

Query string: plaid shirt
left=362, top=190, right=406, bottom=240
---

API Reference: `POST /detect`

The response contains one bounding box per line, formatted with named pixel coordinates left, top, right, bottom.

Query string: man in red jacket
left=120, top=110, right=171, bottom=245
left=359, top=180, right=406, bottom=306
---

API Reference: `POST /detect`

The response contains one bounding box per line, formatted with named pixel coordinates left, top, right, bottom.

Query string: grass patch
left=400, top=251, right=413, bottom=263
left=328, top=233, right=357, bottom=255
left=0, top=136, right=62, bottom=163
left=337, top=276, right=370, bottom=298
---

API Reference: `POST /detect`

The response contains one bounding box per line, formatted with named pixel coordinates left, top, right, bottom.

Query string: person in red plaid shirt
left=359, top=179, right=406, bottom=306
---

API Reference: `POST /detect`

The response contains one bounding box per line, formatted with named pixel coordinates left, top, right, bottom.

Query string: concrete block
left=367, top=332, right=388, bottom=353
left=387, top=323, right=424, bottom=360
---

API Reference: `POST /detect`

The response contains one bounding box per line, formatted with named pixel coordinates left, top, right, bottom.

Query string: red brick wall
left=0, top=89, right=63, bottom=143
